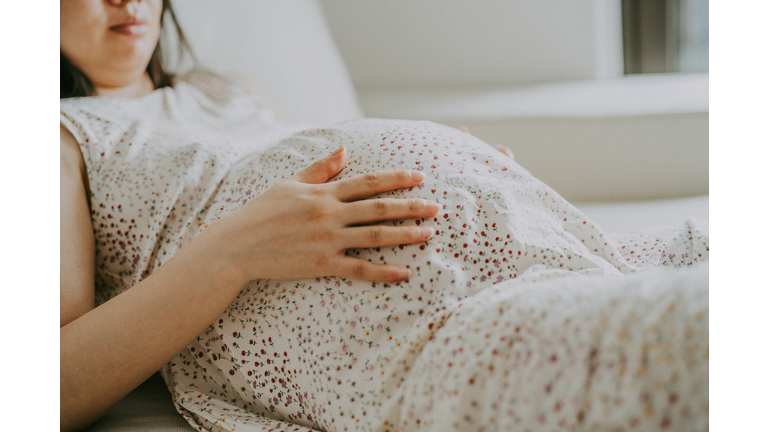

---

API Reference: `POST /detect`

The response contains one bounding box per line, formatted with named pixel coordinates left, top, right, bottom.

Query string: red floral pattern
left=61, top=73, right=708, bottom=432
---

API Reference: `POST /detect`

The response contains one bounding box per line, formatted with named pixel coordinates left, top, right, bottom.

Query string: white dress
left=61, top=71, right=709, bottom=432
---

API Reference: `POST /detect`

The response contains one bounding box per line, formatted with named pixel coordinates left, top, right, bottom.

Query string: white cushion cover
left=169, top=0, right=363, bottom=124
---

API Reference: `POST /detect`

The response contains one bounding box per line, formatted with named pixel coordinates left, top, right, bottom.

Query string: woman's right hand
left=198, top=146, right=441, bottom=283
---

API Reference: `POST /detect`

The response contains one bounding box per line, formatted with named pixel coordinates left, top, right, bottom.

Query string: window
left=622, top=0, right=709, bottom=74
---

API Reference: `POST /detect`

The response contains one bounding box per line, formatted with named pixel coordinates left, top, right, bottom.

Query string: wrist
left=183, top=223, right=253, bottom=292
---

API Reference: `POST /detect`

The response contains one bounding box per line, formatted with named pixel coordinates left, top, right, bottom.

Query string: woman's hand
left=492, top=145, right=514, bottom=158
left=200, top=146, right=440, bottom=283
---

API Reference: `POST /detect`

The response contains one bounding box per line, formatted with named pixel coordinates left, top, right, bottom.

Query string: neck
left=94, top=72, right=156, bottom=98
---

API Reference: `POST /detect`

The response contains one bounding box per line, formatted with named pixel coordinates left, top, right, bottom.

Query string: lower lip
left=110, top=23, right=149, bottom=36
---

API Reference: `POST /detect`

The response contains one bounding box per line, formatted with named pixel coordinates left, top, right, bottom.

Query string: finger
left=333, top=169, right=426, bottom=202
left=340, top=225, right=434, bottom=249
left=292, top=146, right=347, bottom=184
left=340, top=198, right=441, bottom=225
left=336, top=257, right=411, bottom=282
left=493, top=145, right=513, bottom=158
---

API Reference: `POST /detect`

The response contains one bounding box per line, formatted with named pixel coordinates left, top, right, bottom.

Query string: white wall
left=318, top=0, right=624, bottom=91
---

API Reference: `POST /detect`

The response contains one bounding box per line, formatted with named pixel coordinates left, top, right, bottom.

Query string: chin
left=107, top=45, right=157, bottom=74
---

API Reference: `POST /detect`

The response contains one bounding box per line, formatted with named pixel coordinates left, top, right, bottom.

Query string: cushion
left=85, top=372, right=194, bottom=432
left=167, top=0, right=363, bottom=124
left=358, top=74, right=709, bottom=201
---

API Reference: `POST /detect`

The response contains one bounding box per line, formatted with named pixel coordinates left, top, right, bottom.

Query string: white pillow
left=167, top=0, right=363, bottom=124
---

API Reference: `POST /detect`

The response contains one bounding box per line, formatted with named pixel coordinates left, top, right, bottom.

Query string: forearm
left=60, top=230, right=247, bottom=432
left=59, top=146, right=437, bottom=430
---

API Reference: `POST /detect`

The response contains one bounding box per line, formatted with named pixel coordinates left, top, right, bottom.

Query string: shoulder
left=60, top=124, right=87, bottom=185
left=60, top=124, right=80, bottom=161
left=176, top=69, right=245, bottom=103
left=175, top=69, right=291, bottom=123
left=182, top=70, right=292, bottom=123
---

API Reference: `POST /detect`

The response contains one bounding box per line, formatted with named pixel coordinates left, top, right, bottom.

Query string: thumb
left=294, top=146, right=346, bottom=184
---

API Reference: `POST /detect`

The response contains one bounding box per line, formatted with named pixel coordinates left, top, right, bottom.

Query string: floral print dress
left=61, top=72, right=708, bottom=432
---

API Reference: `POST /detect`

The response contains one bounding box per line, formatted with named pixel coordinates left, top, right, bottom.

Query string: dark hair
left=60, top=0, right=193, bottom=99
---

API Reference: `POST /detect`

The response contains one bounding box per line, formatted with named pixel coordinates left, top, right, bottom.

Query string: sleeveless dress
left=61, top=72, right=709, bottom=432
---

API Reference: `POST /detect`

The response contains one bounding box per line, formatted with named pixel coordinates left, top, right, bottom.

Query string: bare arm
left=60, top=126, right=251, bottom=431
left=60, top=125, right=95, bottom=328
left=60, top=127, right=439, bottom=431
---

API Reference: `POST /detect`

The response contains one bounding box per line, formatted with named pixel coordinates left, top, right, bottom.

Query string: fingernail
left=419, top=226, right=435, bottom=238
left=410, top=171, right=426, bottom=182
left=396, top=267, right=411, bottom=280
left=425, top=203, right=441, bottom=214
left=331, top=146, right=344, bottom=156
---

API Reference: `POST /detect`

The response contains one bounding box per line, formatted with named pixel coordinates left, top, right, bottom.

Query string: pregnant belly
left=164, top=118, right=631, bottom=430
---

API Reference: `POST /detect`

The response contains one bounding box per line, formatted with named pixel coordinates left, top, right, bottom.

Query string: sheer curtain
left=622, top=0, right=709, bottom=74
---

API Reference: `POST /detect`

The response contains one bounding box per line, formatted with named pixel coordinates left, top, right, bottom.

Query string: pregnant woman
left=61, top=1, right=709, bottom=431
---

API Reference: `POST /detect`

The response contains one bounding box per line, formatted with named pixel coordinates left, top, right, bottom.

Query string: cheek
left=61, top=15, right=108, bottom=73
left=100, top=31, right=159, bottom=74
